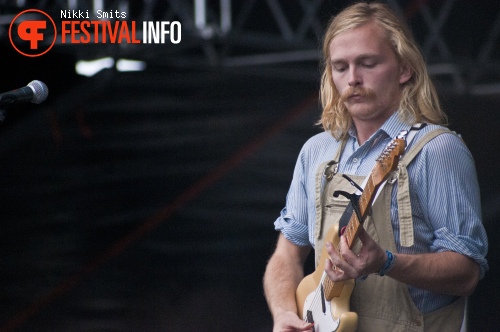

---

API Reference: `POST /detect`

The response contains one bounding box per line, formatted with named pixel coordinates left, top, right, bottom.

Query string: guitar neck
left=343, top=174, right=376, bottom=249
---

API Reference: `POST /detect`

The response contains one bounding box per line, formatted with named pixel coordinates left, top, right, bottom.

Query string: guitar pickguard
left=303, top=289, right=340, bottom=331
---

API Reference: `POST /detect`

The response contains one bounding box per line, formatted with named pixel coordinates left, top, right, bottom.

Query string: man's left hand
left=324, top=227, right=387, bottom=281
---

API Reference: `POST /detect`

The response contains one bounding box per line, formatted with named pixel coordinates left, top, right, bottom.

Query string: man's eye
left=333, top=66, right=346, bottom=72
left=362, top=62, right=376, bottom=68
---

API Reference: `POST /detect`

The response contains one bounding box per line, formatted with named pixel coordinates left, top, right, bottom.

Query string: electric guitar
left=296, top=137, right=405, bottom=332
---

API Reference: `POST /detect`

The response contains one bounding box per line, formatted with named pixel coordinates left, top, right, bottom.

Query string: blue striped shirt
left=274, top=112, right=489, bottom=313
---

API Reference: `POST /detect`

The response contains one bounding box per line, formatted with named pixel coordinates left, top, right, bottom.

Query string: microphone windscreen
left=28, top=80, right=48, bottom=104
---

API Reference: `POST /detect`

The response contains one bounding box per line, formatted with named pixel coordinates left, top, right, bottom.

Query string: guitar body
left=296, top=224, right=358, bottom=332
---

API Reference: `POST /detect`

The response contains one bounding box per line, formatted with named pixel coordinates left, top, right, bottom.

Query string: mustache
left=340, top=87, right=376, bottom=102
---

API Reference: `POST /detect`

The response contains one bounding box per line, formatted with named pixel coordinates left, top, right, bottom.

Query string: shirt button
left=352, top=158, right=359, bottom=163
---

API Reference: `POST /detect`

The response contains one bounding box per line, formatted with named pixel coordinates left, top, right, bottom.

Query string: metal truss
left=2, top=0, right=500, bottom=94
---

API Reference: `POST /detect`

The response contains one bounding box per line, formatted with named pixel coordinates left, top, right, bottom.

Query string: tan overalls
left=314, top=129, right=465, bottom=332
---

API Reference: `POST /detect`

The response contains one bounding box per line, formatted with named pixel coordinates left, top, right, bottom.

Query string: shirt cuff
left=431, top=227, right=489, bottom=278
left=274, top=208, right=310, bottom=247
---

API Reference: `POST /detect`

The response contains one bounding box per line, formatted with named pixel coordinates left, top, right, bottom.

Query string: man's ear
left=399, top=63, right=413, bottom=84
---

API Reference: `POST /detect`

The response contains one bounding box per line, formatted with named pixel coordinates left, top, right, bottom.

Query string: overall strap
left=314, top=138, right=348, bottom=240
left=402, top=128, right=454, bottom=164
left=396, top=128, right=454, bottom=247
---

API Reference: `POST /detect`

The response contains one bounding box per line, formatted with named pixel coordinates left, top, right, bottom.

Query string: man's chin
left=346, top=104, right=374, bottom=117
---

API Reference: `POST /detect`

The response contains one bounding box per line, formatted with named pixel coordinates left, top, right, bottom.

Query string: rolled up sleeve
left=432, top=227, right=489, bottom=278
left=273, top=144, right=314, bottom=247
left=274, top=206, right=310, bottom=246
left=422, top=133, right=489, bottom=278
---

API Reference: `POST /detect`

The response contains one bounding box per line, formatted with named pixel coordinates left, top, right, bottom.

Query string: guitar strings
left=305, top=272, right=329, bottom=321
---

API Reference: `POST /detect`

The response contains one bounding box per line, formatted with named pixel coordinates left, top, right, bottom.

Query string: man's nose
left=348, top=67, right=362, bottom=87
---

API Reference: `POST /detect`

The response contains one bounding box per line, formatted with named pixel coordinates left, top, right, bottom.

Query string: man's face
left=329, top=21, right=412, bottom=127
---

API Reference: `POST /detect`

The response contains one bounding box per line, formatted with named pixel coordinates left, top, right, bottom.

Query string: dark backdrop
left=0, top=1, right=499, bottom=331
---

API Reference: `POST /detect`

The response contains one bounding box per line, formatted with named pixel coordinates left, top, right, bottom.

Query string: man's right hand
left=273, top=310, right=314, bottom=332
left=264, top=234, right=313, bottom=332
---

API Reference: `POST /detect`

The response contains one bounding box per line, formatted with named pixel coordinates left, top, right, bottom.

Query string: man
left=263, top=2, right=488, bottom=332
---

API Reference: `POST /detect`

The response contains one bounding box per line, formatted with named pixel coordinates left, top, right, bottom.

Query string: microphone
left=0, top=80, right=49, bottom=107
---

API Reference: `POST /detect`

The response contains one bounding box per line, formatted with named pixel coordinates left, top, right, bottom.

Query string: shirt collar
left=348, top=111, right=413, bottom=144
left=380, top=111, right=413, bottom=139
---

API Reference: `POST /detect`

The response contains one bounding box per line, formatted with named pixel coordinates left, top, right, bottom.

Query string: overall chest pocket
left=324, top=197, right=350, bottom=218
left=323, top=195, right=381, bottom=251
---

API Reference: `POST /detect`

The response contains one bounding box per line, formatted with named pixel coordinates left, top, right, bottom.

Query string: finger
left=325, top=257, right=338, bottom=272
left=338, top=235, right=358, bottom=263
left=298, top=322, right=314, bottom=331
left=325, top=242, right=346, bottom=269
left=274, top=311, right=314, bottom=332
left=324, top=258, right=345, bottom=280
left=329, top=244, right=361, bottom=279
left=325, top=242, right=342, bottom=262
left=325, top=241, right=336, bottom=254
left=286, top=321, right=314, bottom=332
left=326, top=241, right=350, bottom=267
left=292, top=318, right=314, bottom=331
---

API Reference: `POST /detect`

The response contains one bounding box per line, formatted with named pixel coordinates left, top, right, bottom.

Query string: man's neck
left=353, top=120, right=385, bottom=145
left=352, top=111, right=398, bottom=145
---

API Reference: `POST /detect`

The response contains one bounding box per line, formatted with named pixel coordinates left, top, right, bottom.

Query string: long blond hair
left=319, top=2, right=447, bottom=140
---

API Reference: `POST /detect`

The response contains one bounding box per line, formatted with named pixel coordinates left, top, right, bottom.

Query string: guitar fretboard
left=322, top=173, right=376, bottom=297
